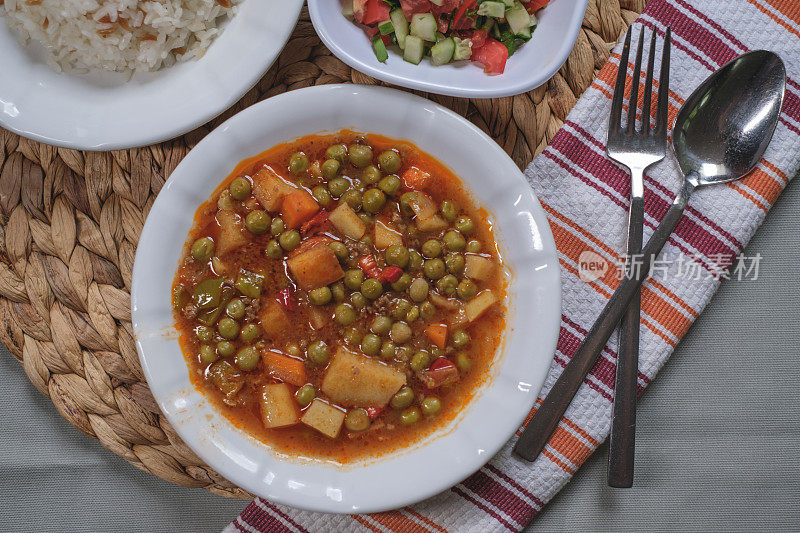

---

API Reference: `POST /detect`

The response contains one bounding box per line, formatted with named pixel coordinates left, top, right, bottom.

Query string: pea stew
left=173, top=131, right=507, bottom=462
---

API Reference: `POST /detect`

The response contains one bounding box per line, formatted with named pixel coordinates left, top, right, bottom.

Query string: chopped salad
left=343, top=0, right=550, bottom=74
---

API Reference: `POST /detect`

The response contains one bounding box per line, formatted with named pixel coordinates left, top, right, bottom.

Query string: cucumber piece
left=477, top=1, right=506, bottom=18
left=403, top=35, right=425, bottom=65
left=341, top=0, right=354, bottom=19
left=410, top=13, right=437, bottom=42
left=429, top=0, right=444, bottom=4
left=372, top=36, right=388, bottom=63
left=390, top=8, right=409, bottom=48
left=500, top=0, right=514, bottom=6
left=378, top=19, right=394, bottom=35
left=430, top=37, right=455, bottom=65
left=506, top=1, right=532, bottom=35
left=453, top=37, right=473, bottom=61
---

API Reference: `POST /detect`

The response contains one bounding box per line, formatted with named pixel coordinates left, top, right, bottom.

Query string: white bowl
left=0, top=0, right=303, bottom=150
left=308, top=0, right=588, bottom=98
left=131, top=84, right=561, bottom=513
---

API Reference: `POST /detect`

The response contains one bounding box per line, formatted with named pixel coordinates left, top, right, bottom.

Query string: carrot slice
left=281, top=190, right=319, bottom=229
left=402, top=167, right=432, bottom=190
left=264, top=351, right=307, bottom=387
left=424, top=323, right=448, bottom=349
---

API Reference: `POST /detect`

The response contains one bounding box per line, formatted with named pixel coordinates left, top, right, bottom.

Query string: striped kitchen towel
left=225, top=0, right=800, bottom=531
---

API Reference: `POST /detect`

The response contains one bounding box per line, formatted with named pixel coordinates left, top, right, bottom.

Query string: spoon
left=513, top=50, right=786, bottom=462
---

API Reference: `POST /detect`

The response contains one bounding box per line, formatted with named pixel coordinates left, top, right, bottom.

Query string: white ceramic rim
left=307, top=0, right=589, bottom=98
left=131, top=84, right=561, bottom=513
left=0, top=0, right=303, bottom=150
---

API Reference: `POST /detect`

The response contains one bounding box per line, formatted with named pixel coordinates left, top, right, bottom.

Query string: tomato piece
left=300, top=209, right=329, bottom=235
left=379, top=266, right=403, bottom=283
left=353, top=0, right=368, bottom=23
left=471, top=28, right=488, bottom=48
left=436, top=16, right=449, bottom=34
left=358, top=255, right=383, bottom=279
left=420, top=357, right=459, bottom=388
left=471, top=38, right=508, bottom=74
left=362, top=0, right=391, bottom=25
left=523, top=0, right=550, bottom=13
left=400, top=0, right=432, bottom=20
left=430, top=0, right=460, bottom=15
left=452, top=0, right=477, bottom=29
left=365, top=406, right=386, bottom=420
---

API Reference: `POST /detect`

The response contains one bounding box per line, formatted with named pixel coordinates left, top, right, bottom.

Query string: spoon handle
left=513, top=178, right=697, bottom=462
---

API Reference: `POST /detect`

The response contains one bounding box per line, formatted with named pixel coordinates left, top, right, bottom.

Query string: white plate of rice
left=0, top=0, right=304, bottom=150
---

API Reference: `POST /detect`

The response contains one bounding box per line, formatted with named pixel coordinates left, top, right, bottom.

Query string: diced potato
left=286, top=242, right=345, bottom=290
left=416, top=214, right=448, bottom=232
left=260, top=299, right=291, bottom=339
left=301, top=399, right=346, bottom=438
left=251, top=166, right=296, bottom=211
left=464, top=254, right=495, bottom=281
left=261, top=383, right=299, bottom=429
left=264, top=351, right=307, bottom=387
left=464, top=290, right=499, bottom=323
left=216, top=209, right=249, bottom=255
left=329, top=203, right=366, bottom=240
left=374, top=220, right=402, bottom=249
left=309, top=307, right=329, bottom=330
left=406, top=191, right=437, bottom=219
left=321, top=347, right=406, bottom=407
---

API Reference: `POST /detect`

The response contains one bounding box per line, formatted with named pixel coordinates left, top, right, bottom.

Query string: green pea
left=436, top=274, right=458, bottom=296
left=378, top=175, right=401, bottom=196
left=466, top=240, right=482, bottom=253
left=234, top=270, right=264, bottom=298
left=457, top=279, right=478, bottom=300
left=309, top=287, right=332, bottom=305
left=312, top=186, right=332, bottom=207
left=328, top=177, right=349, bottom=197
left=270, top=217, right=285, bottom=236
left=423, top=258, right=446, bottom=280
left=391, top=273, right=412, bottom=292
left=217, top=317, right=239, bottom=339
left=377, top=150, right=401, bottom=173
left=362, top=165, right=381, bottom=185
left=360, top=235, right=373, bottom=246
left=307, top=341, right=330, bottom=365
left=452, top=330, right=470, bottom=348
left=390, top=299, right=412, bottom=320
left=335, top=303, right=356, bottom=325
left=329, top=241, right=349, bottom=261
left=217, top=340, right=235, bottom=357
left=326, top=144, right=348, bottom=163
left=331, top=282, right=346, bottom=302
left=289, top=152, right=308, bottom=175
left=350, top=292, right=367, bottom=308
left=199, top=345, right=217, bottom=364
left=380, top=341, right=396, bottom=360
left=226, top=298, right=245, bottom=319
left=421, top=239, right=442, bottom=258
left=196, top=325, right=213, bottom=342
left=371, top=315, right=392, bottom=335
left=400, top=406, right=421, bottom=425
left=245, top=210, right=270, bottom=234
left=295, top=384, right=315, bottom=406
left=341, top=189, right=362, bottom=210
left=240, top=323, right=260, bottom=343
left=286, top=343, right=301, bottom=357
left=408, top=250, right=423, bottom=269
left=390, top=386, right=415, bottom=409
left=358, top=213, right=372, bottom=224
left=348, top=144, right=373, bottom=168
left=362, top=188, right=386, bottom=214
left=235, top=346, right=260, bottom=371
left=345, top=408, right=371, bottom=431
left=405, top=306, right=420, bottom=323
left=361, top=278, right=383, bottom=300
left=421, top=397, right=442, bottom=415
left=410, top=350, right=430, bottom=371
left=191, top=237, right=214, bottom=261
left=420, top=301, right=435, bottom=319
left=229, top=177, right=251, bottom=201
left=396, top=346, right=412, bottom=362
left=390, top=322, right=412, bottom=344
left=266, top=240, right=283, bottom=259
left=445, top=253, right=465, bottom=275
left=344, top=327, right=362, bottom=346
left=440, top=200, right=457, bottom=222
left=384, top=245, right=409, bottom=268
left=344, top=269, right=364, bottom=290
left=279, top=229, right=301, bottom=251
left=321, top=159, right=340, bottom=179
left=455, top=216, right=475, bottom=234
left=455, top=351, right=472, bottom=373
left=443, top=230, right=466, bottom=251
left=399, top=192, right=415, bottom=216
left=361, top=333, right=381, bottom=356
left=409, top=278, right=429, bottom=302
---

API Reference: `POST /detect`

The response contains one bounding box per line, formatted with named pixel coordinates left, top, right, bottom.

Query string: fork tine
left=626, top=26, right=646, bottom=134
left=609, top=26, right=633, bottom=134
left=655, top=27, right=671, bottom=136
left=641, top=29, right=657, bottom=134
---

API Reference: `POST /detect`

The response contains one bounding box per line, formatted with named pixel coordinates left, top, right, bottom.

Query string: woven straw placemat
left=0, top=1, right=643, bottom=498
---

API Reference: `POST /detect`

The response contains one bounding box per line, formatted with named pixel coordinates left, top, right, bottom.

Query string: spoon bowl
left=673, top=50, right=786, bottom=186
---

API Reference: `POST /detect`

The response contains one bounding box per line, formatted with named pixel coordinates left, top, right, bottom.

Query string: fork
left=606, top=25, right=671, bottom=488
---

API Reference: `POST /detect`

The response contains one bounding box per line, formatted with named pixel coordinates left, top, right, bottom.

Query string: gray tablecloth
left=1, top=178, right=798, bottom=532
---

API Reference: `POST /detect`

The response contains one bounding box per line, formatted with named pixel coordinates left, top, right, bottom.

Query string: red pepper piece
left=379, top=266, right=403, bottom=283
left=365, top=406, right=386, bottom=420
left=300, top=209, right=329, bottom=235
left=277, top=287, right=296, bottom=312
left=358, top=255, right=383, bottom=279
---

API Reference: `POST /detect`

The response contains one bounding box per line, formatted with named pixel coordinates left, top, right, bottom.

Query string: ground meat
left=366, top=292, right=393, bottom=315
left=182, top=303, right=198, bottom=320
left=244, top=298, right=261, bottom=322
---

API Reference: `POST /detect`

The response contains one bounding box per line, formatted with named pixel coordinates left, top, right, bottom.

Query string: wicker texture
left=0, top=1, right=644, bottom=498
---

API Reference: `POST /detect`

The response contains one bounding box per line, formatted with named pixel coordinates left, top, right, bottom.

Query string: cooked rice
left=1, top=0, right=239, bottom=73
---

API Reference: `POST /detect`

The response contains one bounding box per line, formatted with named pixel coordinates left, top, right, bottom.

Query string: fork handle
left=608, top=190, right=644, bottom=488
